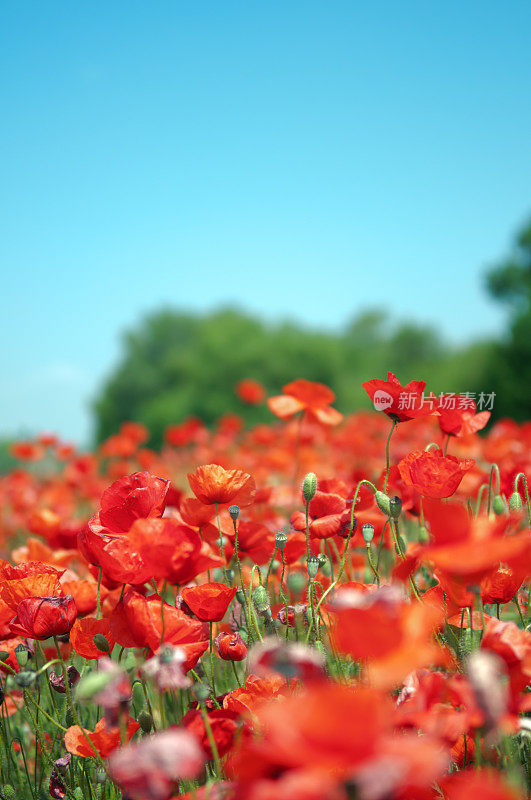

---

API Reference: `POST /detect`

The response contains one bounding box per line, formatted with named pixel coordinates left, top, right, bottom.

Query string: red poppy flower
left=215, top=631, right=247, bottom=661
left=398, top=448, right=474, bottom=499
left=181, top=583, right=237, bottom=622
left=439, top=768, right=522, bottom=800
left=65, top=717, right=138, bottom=758
left=223, top=674, right=287, bottom=717
left=188, top=464, right=255, bottom=507
left=236, top=379, right=266, bottom=405
left=182, top=708, right=239, bottom=759
left=109, top=589, right=208, bottom=670
left=90, top=472, right=170, bottom=536
left=9, top=595, right=77, bottom=640
left=0, top=561, right=65, bottom=610
left=291, top=480, right=351, bottom=540
left=437, top=395, right=490, bottom=437
left=70, top=616, right=116, bottom=660
left=328, top=587, right=447, bottom=688
left=362, top=372, right=434, bottom=422
left=267, top=379, right=343, bottom=426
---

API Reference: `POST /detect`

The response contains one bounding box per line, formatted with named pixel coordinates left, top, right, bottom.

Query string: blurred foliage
left=484, top=217, right=531, bottom=421
left=93, top=304, right=497, bottom=448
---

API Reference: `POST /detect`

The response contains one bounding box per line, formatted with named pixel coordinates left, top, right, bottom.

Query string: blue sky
left=1, top=1, right=530, bottom=444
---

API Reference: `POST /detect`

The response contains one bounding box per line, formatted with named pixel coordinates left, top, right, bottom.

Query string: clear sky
left=1, top=1, right=530, bottom=444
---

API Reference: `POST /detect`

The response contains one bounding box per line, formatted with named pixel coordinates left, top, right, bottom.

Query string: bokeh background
left=2, top=1, right=531, bottom=464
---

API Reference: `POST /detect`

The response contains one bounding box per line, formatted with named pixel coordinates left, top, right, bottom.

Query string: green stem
left=384, top=419, right=398, bottom=494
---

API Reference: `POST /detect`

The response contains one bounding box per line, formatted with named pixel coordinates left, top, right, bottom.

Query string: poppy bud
left=252, top=585, right=270, bottom=613
left=362, top=523, right=374, bottom=545
left=509, top=491, right=522, bottom=511
left=93, top=634, right=110, bottom=654
left=302, top=473, right=317, bottom=503
left=235, top=588, right=246, bottom=605
left=375, top=491, right=391, bottom=516
left=15, top=670, right=36, bottom=688
left=15, top=644, right=29, bottom=668
left=132, top=681, right=145, bottom=710
left=0, top=650, right=9, bottom=662
left=306, top=555, right=319, bottom=579
left=54, top=754, right=71, bottom=775
left=275, top=530, right=288, bottom=550
left=228, top=505, right=240, bottom=521
left=2, top=786, right=15, bottom=800
left=492, top=495, right=506, bottom=515
left=389, top=496, right=402, bottom=519
left=418, top=525, right=430, bottom=543
left=73, top=790, right=84, bottom=800
left=215, top=631, right=247, bottom=661
left=287, top=572, right=306, bottom=594
left=138, top=708, right=153, bottom=733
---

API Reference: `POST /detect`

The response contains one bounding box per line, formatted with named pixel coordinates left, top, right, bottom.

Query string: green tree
left=93, top=305, right=476, bottom=447
left=484, top=218, right=531, bottom=421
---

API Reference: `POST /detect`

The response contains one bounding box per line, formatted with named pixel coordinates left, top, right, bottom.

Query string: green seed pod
left=132, top=681, right=145, bottom=710
left=0, top=650, right=9, bottom=662
left=275, top=530, right=288, bottom=550
left=93, top=634, right=110, bottom=653
left=14, top=644, right=29, bottom=668
left=306, top=555, right=319, bottom=579
left=509, top=491, right=523, bottom=511
left=418, top=525, right=430, bottom=543
left=375, top=491, right=391, bottom=516
left=287, top=572, right=306, bottom=594
left=228, top=505, right=240, bottom=521
left=492, top=495, right=506, bottom=515
left=252, top=585, right=270, bottom=613
left=389, top=496, right=403, bottom=519
left=302, top=472, right=317, bottom=503
left=362, top=523, right=374, bottom=545
left=138, top=708, right=153, bottom=733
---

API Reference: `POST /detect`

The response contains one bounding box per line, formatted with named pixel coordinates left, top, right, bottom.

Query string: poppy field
left=1, top=374, right=531, bottom=800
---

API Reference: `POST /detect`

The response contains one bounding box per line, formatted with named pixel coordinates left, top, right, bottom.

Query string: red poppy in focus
left=65, top=717, right=139, bottom=758
left=0, top=561, right=65, bottom=610
left=437, top=395, right=490, bottom=437
left=398, top=448, right=474, bottom=499
left=9, top=595, right=77, bottom=640
left=90, top=472, right=170, bottom=536
left=362, top=372, right=434, bottom=422
left=215, top=631, right=247, bottom=661
left=181, top=583, right=237, bottom=622
left=188, top=464, right=255, bottom=507
left=70, top=616, right=116, bottom=660
left=291, top=479, right=351, bottom=540
left=109, top=589, right=208, bottom=670
left=236, top=379, right=266, bottom=405
left=268, top=379, right=343, bottom=426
